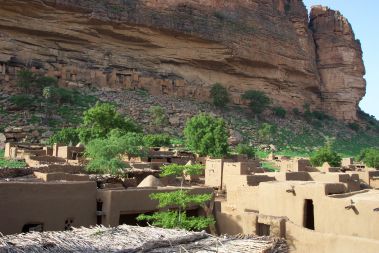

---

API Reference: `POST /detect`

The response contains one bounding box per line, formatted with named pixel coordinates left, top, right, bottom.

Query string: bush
left=210, top=83, right=229, bottom=107
left=235, top=144, right=256, bottom=159
left=356, top=148, right=379, bottom=169
left=292, top=108, right=301, bottom=116
left=78, top=102, right=141, bottom=143
left=16, top=70, right=35, bottom=93
left=149, top=106, right=168, bottom=128
left=310, top=142, right=342, bottom=167
left=241, top=90, right=271, bottom=114
left=184, top=113, right=229, bottom=158
left=348, top=122, right=360, bottom=132
left=9, top=94, right=34, bottom=109
left=258, top=123, right=276, bottom=143
left=35, top=76, right=58, bottom=90
left=85, top=132, right=146, bottom=174
left=272, top=106, right=286, bottom=118
left=48, top=128, right=80, bottom=146
left=143, top=134, right=171, bottom=147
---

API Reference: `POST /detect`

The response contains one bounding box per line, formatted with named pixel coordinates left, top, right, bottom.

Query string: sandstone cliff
left=0, top=0, right=366, bottom=121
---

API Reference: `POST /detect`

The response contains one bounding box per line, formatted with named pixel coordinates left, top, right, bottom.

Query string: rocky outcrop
left=0, top=0, right=366, bottom=121
left=310, top=6, right=366, bottom=121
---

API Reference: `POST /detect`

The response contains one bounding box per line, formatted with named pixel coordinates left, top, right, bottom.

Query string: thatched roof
left=0, top=225, right=288, bottom=253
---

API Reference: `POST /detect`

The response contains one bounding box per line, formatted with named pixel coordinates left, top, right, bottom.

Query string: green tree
left=149, top=106, right=169, bottom=128
left=78, top=102, right=141, bottom=143
left=137, top=164, right=214, bottom=231
left=310, top=141, right=342, bottom=167
left=210, top=83, right=229, bottom=107
left=236, top=144, right=256, bottom=159
left=48, top=128, right=80, bottom=146
left=35, top=76, right=58, bottom=91
left=143, top=134, right=171, bottom=147
left=183, top=113, right=229, bottom=157
left=241, top=90, right=271, bottom=114
left=357, top=148, right=379, bottom=169
left=85, top=131, right=146, bottom=174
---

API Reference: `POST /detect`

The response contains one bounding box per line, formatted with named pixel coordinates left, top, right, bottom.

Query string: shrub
left=16, top=70, right=35, bottom=93
left=241, top=90, right=271, bottom=114
left=183, top=113, right=229, bottom=158
left=272, top=106, right=286, bottom=118
left=48, top=128, right=80, bottom=146
left=85, top=132, right=146, bottom=174
left=310, top=142, right=342, bottom=167
left=292, top=108, right=301, bottom=116
left=348, top=122, right=360, bottom=132
left=78, top=102, right=141, bottom=143
left=210, top=83, right=229, bottom=107
left=258, top=123, right=276, bottom=143
left=143, top=134, right=171, bottom=147
left=35, top=76, right=58, bottom=90
left=235, top=144, right=256, bottom=159
left=9, top=94, right=34, bottom=109
left=149, top=106, right=168, bottom=128
left=356, top=148, right=379, bottom=169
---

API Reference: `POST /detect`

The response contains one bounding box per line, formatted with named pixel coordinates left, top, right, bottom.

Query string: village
left=1, top=138, right=379, bottom=253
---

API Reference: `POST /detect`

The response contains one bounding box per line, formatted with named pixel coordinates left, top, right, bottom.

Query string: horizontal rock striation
left=0, top=0, right=366, bottom=121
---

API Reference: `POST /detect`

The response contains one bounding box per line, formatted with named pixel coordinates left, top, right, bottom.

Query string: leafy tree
left=310, top=141, right=342, bottom=167
left=48, top=128, right=80, bottom=146
left=272, top=106, right=286, bottom=118
left=149, top=106, right=168, bottom=128
left=183, top=113, right=229, bottom=157
left=258, top=123, right=276, bottom=143
left=210, top=83, right=229, bottom=107
left=357, top=148, right=379, bottom=169
left=241, top=90, right=271, bottom=114
left=236, top=144, right=256, bottom=159
left=85, top=131, right=146, bottom=174
left=78, top=102, right=141, bottom=143
left=16, top=70, right=35, bottom=93
left=137, top=164, right=214, bottom=231
left=143, top=134, right=171, bottom=147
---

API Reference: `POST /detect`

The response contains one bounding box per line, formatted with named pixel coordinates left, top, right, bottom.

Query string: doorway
left=303, top=199, right=315, bottom=230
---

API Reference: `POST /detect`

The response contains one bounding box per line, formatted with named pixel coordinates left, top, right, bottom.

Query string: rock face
left=310, top=6, right=366, bottom=121
left=0, top=0, right=366, bottom=121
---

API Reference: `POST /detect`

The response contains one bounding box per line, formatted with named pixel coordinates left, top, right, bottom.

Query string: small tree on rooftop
left=210, top=83, right=229, bottom=107
left=183, top=113, right=229, bottom=158
left=137, top=163, right=214, bottom=231
left=241, top=90, right=271, bottom=115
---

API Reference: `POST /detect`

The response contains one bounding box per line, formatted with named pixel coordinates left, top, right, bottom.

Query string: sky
left=303, top=0, right=378, bottom=119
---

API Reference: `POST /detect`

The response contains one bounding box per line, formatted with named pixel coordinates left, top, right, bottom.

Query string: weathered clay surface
left=0, top=0, right=366, bottom=121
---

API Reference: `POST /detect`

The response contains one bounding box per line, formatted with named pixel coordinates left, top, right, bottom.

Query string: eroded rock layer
left=0, top=0, right=366, bottom=121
